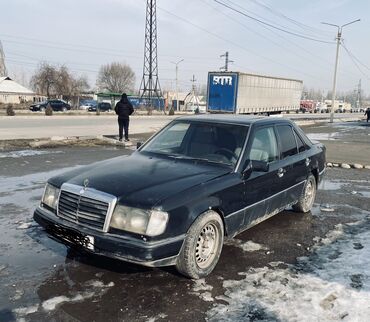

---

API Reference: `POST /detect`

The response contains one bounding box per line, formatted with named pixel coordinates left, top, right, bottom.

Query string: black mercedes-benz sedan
left=33, top=115, right=326, bottom=279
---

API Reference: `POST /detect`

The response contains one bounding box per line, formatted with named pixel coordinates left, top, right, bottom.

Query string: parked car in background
left=29, top=100, right=71, bottom=112
left=88, top=102, right=112, bottom=112
left=33, top=115, right=326, bottom=279
left=79, top=100, right=97, bottom=110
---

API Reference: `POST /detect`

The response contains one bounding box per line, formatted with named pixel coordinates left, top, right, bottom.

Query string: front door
left=243, top=125, right=281, bottom=227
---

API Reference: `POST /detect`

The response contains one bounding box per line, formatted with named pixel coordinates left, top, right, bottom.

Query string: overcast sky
left=1, top=0, right=369, bottom=95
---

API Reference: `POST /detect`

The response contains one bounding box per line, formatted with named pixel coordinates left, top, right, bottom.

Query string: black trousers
left=118, top=118, right=129, bottom=140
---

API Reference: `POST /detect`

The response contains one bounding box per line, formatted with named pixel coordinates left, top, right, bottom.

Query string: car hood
left=49, top=152, right=231, bottom=208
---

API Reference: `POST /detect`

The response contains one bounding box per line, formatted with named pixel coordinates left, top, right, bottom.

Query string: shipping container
left=207, top=72, right=303, bottom=114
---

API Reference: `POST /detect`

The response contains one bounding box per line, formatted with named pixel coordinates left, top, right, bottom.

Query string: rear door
left=275, top=124, right=308, bottom=207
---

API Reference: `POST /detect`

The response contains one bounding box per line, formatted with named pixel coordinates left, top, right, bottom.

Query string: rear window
left=276, top=125, right=298, bottom=159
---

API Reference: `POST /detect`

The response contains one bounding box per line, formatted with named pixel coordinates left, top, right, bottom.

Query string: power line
left=341, top=44, right=370, bottom=81
left=213, top=0, right=335, bottom=44
left=341, top=41, right=370, bottom=72
left=200, top=0, right=357, bottom=79
left=247, top=0, right=332, bottom=37
left=157, top=4, right=322, bottom=81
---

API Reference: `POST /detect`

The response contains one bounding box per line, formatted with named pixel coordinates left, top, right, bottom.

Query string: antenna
left=139, top=0, right=162, bottom=113
left=0, top=41, right=7, bottom=76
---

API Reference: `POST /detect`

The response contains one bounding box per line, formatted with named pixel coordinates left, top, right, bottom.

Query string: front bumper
left=34, top=206, right=184, bottom=267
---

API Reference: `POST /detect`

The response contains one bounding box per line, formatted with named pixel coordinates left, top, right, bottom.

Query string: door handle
left=305, top=158, right=311, bottom=167
left=277, top=168, right=286, bottom=178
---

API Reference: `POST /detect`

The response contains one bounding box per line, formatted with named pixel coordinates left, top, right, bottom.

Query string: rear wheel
left=176, top=211, right=224, bottom=279
left=293, top=174, right=316, bottom=213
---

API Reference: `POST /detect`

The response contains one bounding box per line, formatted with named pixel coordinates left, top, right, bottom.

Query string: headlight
left=110, top=205, right=168, bottom=236
left=42, top=183, right=60, bottom=210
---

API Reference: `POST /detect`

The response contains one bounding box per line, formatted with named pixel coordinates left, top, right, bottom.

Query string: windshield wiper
left=170, top=155, right=232, bottom=166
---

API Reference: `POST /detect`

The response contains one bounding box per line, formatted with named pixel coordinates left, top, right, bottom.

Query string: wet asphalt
left=0, top=123, right=369, bottom=322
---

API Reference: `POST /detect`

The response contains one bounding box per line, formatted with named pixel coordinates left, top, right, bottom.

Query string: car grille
left=57, top=184, right=116, bottom=232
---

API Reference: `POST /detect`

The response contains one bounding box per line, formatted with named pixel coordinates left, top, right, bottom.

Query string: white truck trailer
left=207, top=72, right=303, bottom=114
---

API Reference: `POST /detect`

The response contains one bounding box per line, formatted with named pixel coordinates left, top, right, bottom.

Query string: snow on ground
left=225, top=239, right=269, bottom=252
left=13, top=279, right=115, bottom=319
left=146, top=313, right=168, bottom=322
left=206, top=217, right=370, bottom=322
left=306, top=132, right=341, bottom=141
left=192, top=278, right=214, bottom=302
left=0, top=150, right=63, bottom=159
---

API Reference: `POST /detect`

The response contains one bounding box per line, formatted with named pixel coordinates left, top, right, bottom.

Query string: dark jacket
left=115, top=96, right=134, bottom=120
left=365, top=109, right=370, bottom=117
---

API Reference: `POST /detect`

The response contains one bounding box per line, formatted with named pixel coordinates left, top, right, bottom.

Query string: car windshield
left=141, top=120, right=249, bottom=166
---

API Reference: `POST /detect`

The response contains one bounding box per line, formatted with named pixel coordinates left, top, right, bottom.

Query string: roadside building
left=165, top=91, right=205, bottom=111
left=0, top=76, right=39, bottom=104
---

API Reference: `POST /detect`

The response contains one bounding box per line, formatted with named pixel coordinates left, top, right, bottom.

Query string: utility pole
left=220, top=51, right=234, bottom=72
left=171, top=59, right=184, bottom=111
left=0, top=41, right=7, bottom=76
left=321, top=19, right=360, bottom=123
left=188, top=75, right=200, bottom=112
left=139, top=0, right=162, bottom=114
left=356, top=79, right=362, bottom=110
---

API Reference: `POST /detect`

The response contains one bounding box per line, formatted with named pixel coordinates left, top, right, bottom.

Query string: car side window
left=276, top=125, right=298, bottom=159
left=294, top=130, right=306, bottom=153
left=248, top=127, right=278, bottom=162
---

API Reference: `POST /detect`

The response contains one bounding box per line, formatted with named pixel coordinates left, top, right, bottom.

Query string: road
left=0, top=112, right=364, bottom=140
left=0, top=125, right=370, bottom=321
left=0, top=115, right=176, bottom=140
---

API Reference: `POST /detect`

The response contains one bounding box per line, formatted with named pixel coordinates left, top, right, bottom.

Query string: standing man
left=115, top=93, right=134, bottom=142
left=364, top=107, right=370, bottom=123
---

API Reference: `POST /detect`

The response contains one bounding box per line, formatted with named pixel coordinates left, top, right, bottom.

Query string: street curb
left=326, top=162, right=370, bottom=170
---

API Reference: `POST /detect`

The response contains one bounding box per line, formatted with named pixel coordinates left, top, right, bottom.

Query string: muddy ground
left=0, top=122, right=369, bottom=321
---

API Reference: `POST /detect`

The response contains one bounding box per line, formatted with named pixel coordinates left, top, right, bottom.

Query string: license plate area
left=50, top=225, right=95, bottom=251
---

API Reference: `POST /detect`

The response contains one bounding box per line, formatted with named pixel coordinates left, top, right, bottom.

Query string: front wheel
left=293, top=174, right=316, bottom=213
left=176, top=211, right=224, bottom=279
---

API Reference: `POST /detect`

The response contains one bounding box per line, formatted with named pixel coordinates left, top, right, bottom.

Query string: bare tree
left=97, top=62, right=135, bottom=93
left=30, top=62, right=58, bottom=98
left=30, top=62, right=89, bottom=103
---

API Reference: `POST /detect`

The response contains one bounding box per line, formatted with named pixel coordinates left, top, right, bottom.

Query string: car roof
left=177, top=114, right=294, bottom=126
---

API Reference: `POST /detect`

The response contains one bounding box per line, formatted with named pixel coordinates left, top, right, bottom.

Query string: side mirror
left=242, top=160, right=269, bottom=178
left=252, top=160, right=269, bottom=172
left=136, top=142, right=142, bottom=149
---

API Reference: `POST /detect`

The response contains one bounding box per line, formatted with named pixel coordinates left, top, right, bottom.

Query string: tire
left=176, top=211, right=224, bottom=279
left=40, top=107, right=45, bottom=112
left=62, top=107, right=67, bottom=112
left=293, top=174, right=316, bottom=213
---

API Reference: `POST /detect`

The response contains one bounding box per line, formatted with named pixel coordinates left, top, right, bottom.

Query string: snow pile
left=16, top=222, right=33, bottom=230
left=207, top=220, right=370, bottom=321
left=192, top=278, right=214, bottom=302
left=225, top=239, right=269, bottom=252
